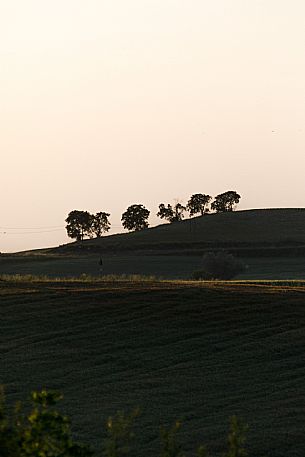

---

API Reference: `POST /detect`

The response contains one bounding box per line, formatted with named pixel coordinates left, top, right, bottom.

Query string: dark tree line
left=65, top=191, right=241, bottom=240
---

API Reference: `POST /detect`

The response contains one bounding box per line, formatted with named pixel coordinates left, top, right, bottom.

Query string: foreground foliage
left=0, top=388, right=248, bottom=457
left=2, top=280, right=303, bottom=455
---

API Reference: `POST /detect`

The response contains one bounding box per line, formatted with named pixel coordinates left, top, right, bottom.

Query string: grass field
left=1, top=253, right=305, bottom=280
left=2, top=277, right=305, bottom=456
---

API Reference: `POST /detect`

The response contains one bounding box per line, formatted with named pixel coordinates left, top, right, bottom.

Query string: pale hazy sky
left=1, top=0, right=305, bottom=252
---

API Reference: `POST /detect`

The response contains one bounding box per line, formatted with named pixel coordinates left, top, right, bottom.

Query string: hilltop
left=3, top=208, right=305, bottom=280
left=51, top=208, right=305, bottom=256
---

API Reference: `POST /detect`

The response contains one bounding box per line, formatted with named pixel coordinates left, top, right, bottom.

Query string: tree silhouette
left=211, top=191, right=241, bottom=213
left=65, top=210, right=92, bottom=241
left=89, top=212, right=111, bottom=237
left=186, top=194, right=212, bottom=216
left=157, top=202, right=186, bottom=223
left=121, top=204, right=150, bottom=231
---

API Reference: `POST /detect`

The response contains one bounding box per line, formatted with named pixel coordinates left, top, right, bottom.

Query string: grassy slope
left=2, top=208, right=305, bottom=280
left=2, top=278, right=305, bottom=456
left=52, top=208, right=305, bottom=254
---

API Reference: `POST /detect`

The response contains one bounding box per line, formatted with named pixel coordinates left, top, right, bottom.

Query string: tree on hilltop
left=66, top=210, right=111, bottom=241
left=65, top=210, right=92, bottom=241
left=121, top=204, right=150, bottom=231
left=211, top=191, right=241, bottom=213
left=186, top=194, right=212, bottom=216
left=89, top=212, right=111, bottom=237
left=157, top=202, right=186, bottom=223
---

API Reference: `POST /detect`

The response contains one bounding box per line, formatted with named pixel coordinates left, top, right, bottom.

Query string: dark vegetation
left=211, top=191, right=241, bottom=213
left=186, top=194, right=212, bottom=216
left=66, top=211, right=110, bottom=241
left=0, top=388, right=247, bottom=457
left=2, top=278, right=305, bottom=456
left=121, top=204, right=150, bottom=232
left=157, top=202, right=187, bottom=223
left=192, top=251, right=246, bottom=280
left=65, top=191, right=240, bottom=241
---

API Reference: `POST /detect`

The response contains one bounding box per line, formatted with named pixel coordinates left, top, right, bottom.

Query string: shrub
left=0, top=388, right=93, bottom=457
left=192, top=251, right=246, bottom=280
left=0, top=388, right=248, bottom=457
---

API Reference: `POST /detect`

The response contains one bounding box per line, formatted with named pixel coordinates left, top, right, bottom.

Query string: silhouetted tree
left=89, top=212, right=111, bottom=237
left=121, top=204, right=150, bottom=231
left=186, top=194, right=212, bottom=216
left=157, top=203, right=186, bottom=223
left=211, top=191, right=241, bottom=213
left=65, top=210, right=92, bottom=241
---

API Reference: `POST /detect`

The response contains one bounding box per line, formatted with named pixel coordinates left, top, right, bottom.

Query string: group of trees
left=65, top=191, right=241, bottom=241
left=66, top=210, right=110, bottom=241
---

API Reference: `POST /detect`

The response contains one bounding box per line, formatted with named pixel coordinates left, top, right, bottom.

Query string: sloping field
left=51, top=208, right=305, bottom=254
left=1, top=279, right=305, bottom=456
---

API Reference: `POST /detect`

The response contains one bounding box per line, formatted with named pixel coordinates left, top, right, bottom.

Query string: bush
left=0, top=387, right=248, bottom=457
left=192, top=251, right=246, bottom=280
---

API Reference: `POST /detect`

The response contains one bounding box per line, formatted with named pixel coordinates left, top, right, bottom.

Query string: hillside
left=52, top=208, right=305, bottom=255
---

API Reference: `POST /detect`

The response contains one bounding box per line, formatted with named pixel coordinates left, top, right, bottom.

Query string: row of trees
left=65, top=191, right=241, bottom=241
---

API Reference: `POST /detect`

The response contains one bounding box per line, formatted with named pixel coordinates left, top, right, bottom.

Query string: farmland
left=2, top=278, right=305, bottom=456
left=1, top=253, right=305, bottom=280
left=2, top=208, right=305, bottom=455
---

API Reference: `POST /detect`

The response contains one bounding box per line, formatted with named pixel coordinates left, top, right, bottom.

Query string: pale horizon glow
left=1, top=0, right=305, bottom=252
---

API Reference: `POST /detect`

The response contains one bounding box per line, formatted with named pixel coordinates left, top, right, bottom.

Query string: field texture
left=0, top=254, right=305, bottom=279
left=1, top=279, right=305, bottom=456
left=1, top=254, right=305, bottom=280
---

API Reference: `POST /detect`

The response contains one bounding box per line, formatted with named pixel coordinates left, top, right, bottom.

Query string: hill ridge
left=46, top=208, right=305, bottom=255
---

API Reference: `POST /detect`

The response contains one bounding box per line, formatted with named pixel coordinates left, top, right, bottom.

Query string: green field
left=1, top=253, right=305, bottom=280
left=2, top=278, right=305, bottom=456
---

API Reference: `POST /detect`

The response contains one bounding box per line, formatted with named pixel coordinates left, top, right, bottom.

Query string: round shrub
left=192, top=251, right=246, bottom=280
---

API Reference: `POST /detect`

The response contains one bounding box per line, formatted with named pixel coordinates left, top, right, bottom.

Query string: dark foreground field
left=1, top=278, right=305, bottom=456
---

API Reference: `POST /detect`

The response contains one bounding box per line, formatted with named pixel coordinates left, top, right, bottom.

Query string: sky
left=1, top=0, right=305, bottom=252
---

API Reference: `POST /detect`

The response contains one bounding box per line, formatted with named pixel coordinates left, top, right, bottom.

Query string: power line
left=0, top=225, right=63, bottom=230
left=0, top=224, right=124, bottom=229
left=0, top=228, right=65, bottom=235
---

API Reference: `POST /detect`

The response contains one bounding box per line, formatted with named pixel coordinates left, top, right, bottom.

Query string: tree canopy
left=121, top=204, right=150, bottom=231
left=186, top=194, right=212, bottom=216
left=211, top=191, right=241, bottom=213
left=157, top=202, right=186, bottom=223
left=89, top=212, right=111, bottom=237
left=65, top=210, right=92, bottom=241
left=66, top=210, right=111, bottom=241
